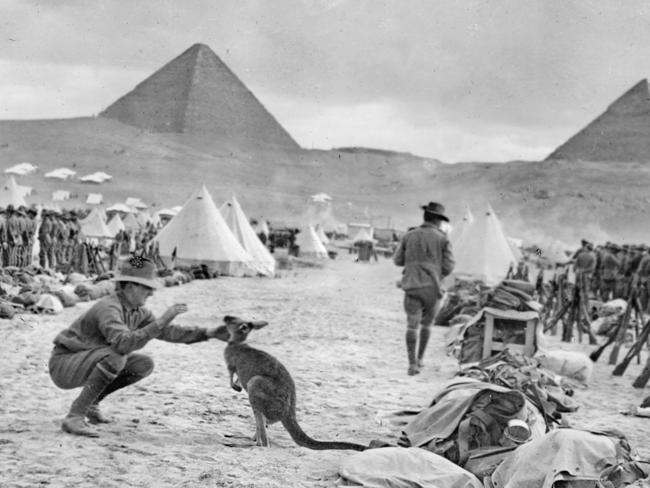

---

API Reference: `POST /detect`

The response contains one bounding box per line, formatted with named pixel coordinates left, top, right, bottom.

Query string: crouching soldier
left=48, top=255, right=221, bottom=437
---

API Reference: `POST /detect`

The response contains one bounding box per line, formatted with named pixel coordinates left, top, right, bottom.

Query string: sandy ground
left=1, top=252, right=649, bottom=487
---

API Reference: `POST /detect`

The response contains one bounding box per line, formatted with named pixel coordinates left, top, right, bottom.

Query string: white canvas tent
left=52, top=190, right=71, bottom=202
left=122, top=212, right=141, bottom=231
left=45, top=168, right=76, bottom=180
left=79, top=207, right=113, bottom=239
left=507, top=236, right=524, bottom=262
left=0, top=176, right=28, bottom=207
left=106, top=203, right=133, bottom=213
left=452, top=203, right=518, bottom=285
left=107, top=213, right=126, bottom=236
left=5, top=162, right=37, bottom=176
left=347, top=222, right=373, bottom=240
left=256, top=219, right=270, bottom=237
left=220, top=196, right=275, bottom=277
left=152, top=186, right=255, bottom=276
left=126, top=197, right=148, bottom=209
left=352, top=227, right=375, bottom=244
left=315, top=224, right=330, bottom=245
left=451, top=205, right=475, bottom=247
left=135, top=211, right=151, bottom=227
left=80, top=172, right=112, bottom=184
left=86, top=193, right=103, bottom=205
left=295, top=226, right=329, bottom=259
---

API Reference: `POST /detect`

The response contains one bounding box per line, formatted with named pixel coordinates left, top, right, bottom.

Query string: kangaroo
left=214, top=315, right=367, bottom=451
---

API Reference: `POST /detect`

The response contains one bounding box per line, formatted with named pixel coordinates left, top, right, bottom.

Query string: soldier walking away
left=393, top=202, right=455, bottom=376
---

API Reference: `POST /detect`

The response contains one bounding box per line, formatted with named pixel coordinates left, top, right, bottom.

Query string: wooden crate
left=482, top=311, right=537, bottom=359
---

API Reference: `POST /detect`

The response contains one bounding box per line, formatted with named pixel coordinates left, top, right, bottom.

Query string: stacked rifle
left=590, top=275, right=650, bottom=388
left=543, top=267, right=597, bottom=345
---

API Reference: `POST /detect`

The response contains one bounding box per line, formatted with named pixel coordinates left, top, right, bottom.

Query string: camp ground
left=2, top=10, right=650, bottom=488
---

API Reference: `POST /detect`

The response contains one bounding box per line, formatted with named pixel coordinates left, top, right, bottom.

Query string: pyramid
left=547, top=79, right=650, bottom=162
left=99, top=43, right=299, bottom=150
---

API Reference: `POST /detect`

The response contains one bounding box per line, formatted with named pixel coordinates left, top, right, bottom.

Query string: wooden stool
left=482, top=308, right=538, bottom=359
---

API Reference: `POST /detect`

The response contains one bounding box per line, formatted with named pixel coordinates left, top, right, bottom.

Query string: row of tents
left=80, top=186, right=278, bottom=277
left=4, top=162, right=113, bottom=184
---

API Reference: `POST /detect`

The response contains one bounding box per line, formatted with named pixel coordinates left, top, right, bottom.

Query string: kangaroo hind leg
left=253, top=409, right=270, bottom=447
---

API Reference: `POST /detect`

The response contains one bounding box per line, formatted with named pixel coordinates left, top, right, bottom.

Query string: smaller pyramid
left=547, top=79, right=650, bottom=162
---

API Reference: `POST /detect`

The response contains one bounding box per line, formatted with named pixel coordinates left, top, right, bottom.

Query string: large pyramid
left=99, top=43, right=299, bottom=150
left=547, top=79, right=650, bottom=162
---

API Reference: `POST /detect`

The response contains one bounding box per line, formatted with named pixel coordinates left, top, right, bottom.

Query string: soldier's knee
left=129, top=354, right=155, bottom=378
left=97, top=353, right=128, bottom=376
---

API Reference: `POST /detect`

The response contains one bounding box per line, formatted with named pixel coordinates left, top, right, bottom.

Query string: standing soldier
left=637, top=245, right=650, bottom=312
left=599, top=243, right=621, bottom=302
left=6, top=205, right=21, bottom=267
left=567, top=240, right=597, bottom=343
left=68, top=210, right=82, bottom=272
left=39, top=210, right=53, bottom=269
left=0, top=208, right=7, bottom=268
left=393, top=202, right=455, bottom=375
left=25, top=207, right=38, bottom=267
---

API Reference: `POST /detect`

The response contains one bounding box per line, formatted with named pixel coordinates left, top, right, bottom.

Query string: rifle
left=632, top=354, right=650, bottom=389
left=608, top=275, right=639, bottom=365
left=589, top=310, right=627, bottom=362
left=612, top=317, right=650, bottom=376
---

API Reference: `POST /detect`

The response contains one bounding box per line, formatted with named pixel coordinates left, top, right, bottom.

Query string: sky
left=2, top=0, right=650, bottom=163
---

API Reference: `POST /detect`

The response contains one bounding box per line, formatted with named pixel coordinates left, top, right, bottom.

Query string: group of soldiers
left=0, top=204, right=82, bottom=270
left=0, top=204, right=163, bottom=274
left=571, top=239, right=650, bottom=309
left=0, top=205, right=40, bottom=268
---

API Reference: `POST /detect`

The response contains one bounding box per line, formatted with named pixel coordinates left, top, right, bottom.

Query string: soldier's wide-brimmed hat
left=420, top=201, right=449, bottom=222
left=111, top=255, right=160, bottom=289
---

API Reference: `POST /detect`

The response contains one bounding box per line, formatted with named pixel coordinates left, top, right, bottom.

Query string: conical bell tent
left=107, top=213, right=126, bottom=237
left=79, top=207, right=113, bottom=239
left=452, top=203, right=518, bottom=285
left=295, top=225, right=329, bottom=259
left=153, top=186, right=255, bottom=276
left=219, top=195, right=275, bottom=277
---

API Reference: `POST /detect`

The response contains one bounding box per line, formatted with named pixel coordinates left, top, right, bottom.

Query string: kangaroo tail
left=281, top=414, right=366, bottom=451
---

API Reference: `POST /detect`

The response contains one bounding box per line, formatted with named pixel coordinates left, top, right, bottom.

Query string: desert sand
left=1, top=252, right=649, bottom=487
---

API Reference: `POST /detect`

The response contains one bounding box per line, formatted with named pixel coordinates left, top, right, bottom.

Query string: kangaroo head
left=216, top=315, right=269, bottom=344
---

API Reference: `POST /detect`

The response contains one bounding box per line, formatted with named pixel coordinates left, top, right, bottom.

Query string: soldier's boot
left=87, top=354, right=154, bottom=424
left=61, top=365, right=115, bottom=437
left=406, top=328, right=419, bottom=376
left=417, top=325, right=431, bottom=369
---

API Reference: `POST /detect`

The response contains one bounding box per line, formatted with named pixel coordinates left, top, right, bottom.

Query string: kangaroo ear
left=223, top=315, right=239, bottom=324
left=212, top=325, right=230, bottom=342
left=248, top=320, right=268, bottom=330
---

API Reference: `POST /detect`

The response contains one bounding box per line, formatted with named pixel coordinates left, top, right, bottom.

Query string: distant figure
left=513, top=259, right=530, bottom=281
left=393, top=202, right=455, bottom=376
